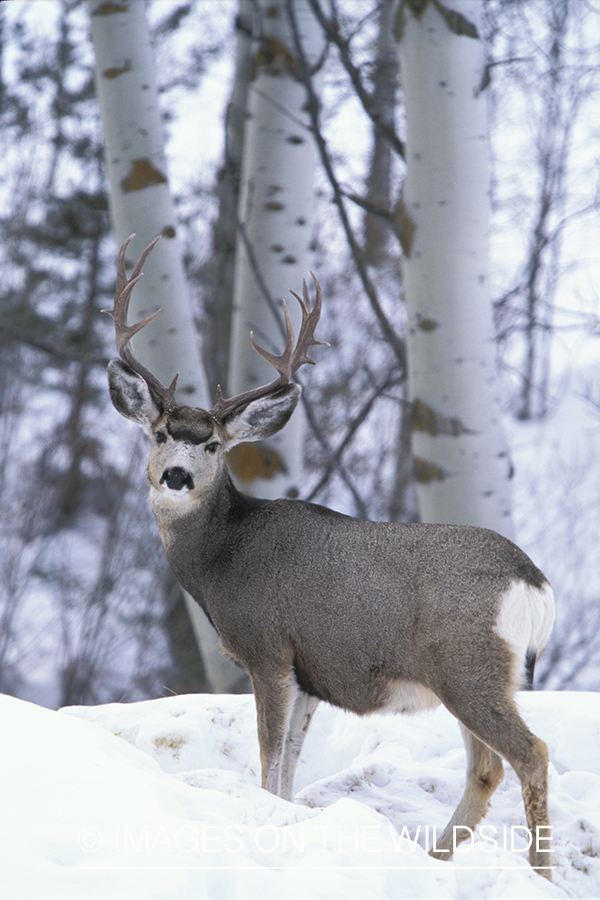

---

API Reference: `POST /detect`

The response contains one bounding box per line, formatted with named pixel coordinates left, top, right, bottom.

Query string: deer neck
left=149, top=473, right=266, bottom=593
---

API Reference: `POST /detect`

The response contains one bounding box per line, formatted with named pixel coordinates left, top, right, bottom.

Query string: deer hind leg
left=445, top=697, right=552, bottom=879
left=430, top=724, right=504, bottom=861
left=506, top=731, right=551, bottom=878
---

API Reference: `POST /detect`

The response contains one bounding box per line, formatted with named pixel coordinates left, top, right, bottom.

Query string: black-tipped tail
left=524, top=648, right=537, bottom=690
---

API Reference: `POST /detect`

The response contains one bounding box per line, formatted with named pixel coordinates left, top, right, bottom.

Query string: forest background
left=0, top=0, right=599, bottom=710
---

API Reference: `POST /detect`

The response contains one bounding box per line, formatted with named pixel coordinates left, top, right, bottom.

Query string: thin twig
left=307, top=0, right=405, bottom=160
left=306, top=367, right=403, bottom=502
left=286, top=0, right=407, bottom=372
left=235, top=218, right=370, bottom=516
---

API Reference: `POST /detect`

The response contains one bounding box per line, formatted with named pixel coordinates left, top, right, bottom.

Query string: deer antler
left=210, top=273, right=329, bottom=422
left=105, top=236, right=327, bottom=421
left=103, top=235, right=179, bottom=412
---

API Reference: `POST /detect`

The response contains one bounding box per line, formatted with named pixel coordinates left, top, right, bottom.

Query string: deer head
left=104, top=235, right=328, bottom=503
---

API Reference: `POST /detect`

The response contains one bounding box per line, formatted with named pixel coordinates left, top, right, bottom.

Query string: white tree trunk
left=227, top=0, right=322, bottom=500
left=87, top=0, right=244, bottom=692
left=86, top=0, right=206, bottom=404
left=397, top=0, right=515, bottom=540
left=203, top=0, right=254, bottom=397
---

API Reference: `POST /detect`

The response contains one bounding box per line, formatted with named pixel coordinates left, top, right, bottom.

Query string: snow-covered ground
left=1, top=690, right=598, bottom=899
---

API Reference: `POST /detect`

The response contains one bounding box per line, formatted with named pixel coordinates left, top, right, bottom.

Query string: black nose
left=160, top=467, right=195, bottom=491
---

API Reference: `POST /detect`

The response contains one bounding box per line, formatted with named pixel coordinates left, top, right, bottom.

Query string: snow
left=1, top=690, right=598, bottom=899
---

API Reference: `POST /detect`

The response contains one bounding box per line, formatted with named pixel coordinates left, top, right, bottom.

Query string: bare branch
left=286, top=0, right=407, bottom=372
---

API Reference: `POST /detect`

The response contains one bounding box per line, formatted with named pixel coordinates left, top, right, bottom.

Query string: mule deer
left=105, top=236, right=555, bottom=878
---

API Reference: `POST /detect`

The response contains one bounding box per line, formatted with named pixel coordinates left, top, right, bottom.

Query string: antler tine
left=288, top=271, right=330, bottom=375
left=210, top=273, right=328, bottom=422
left=103, top=235, right=179, bottom=412
left=249, top=298, right=296, bottom=381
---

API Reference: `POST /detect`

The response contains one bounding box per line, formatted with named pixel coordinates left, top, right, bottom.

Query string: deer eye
left=206, top=442, right=219, bottom=454
left=155, top=432, right=167, bottom=444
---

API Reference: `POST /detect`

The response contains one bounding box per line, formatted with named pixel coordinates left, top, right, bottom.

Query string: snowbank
left=1, top=690, right=598, bottom=899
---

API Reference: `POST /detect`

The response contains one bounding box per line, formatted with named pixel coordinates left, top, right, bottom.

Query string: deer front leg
left=280, top=691, right=319, bottom=801
left=252, top=672, right=299, bottom=797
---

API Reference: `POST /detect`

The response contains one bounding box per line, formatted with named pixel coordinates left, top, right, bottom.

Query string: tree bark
left=397, top=0, right=515, bottom=539
left=202, top=0, right=254, bottom=399
left=364, top=0, right=399, bottom=269
left=87, top=0, right=245, bottom=692
left=227, top=0, right=323, bottom=501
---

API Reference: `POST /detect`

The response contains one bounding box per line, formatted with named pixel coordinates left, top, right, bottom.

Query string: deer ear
left=108, top=359, right=161, bottom=430
left=222, top=384, right=301, bottom=448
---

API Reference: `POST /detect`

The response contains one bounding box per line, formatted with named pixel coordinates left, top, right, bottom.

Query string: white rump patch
left=494, top=580, right=555, bottom=681
left=381, top=681, right=441, bottom=715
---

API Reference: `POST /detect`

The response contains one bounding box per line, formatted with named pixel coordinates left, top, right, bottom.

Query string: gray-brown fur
left=105, top=242, right=555, bottom=879
left=159, top=490, right=540, bottom=712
